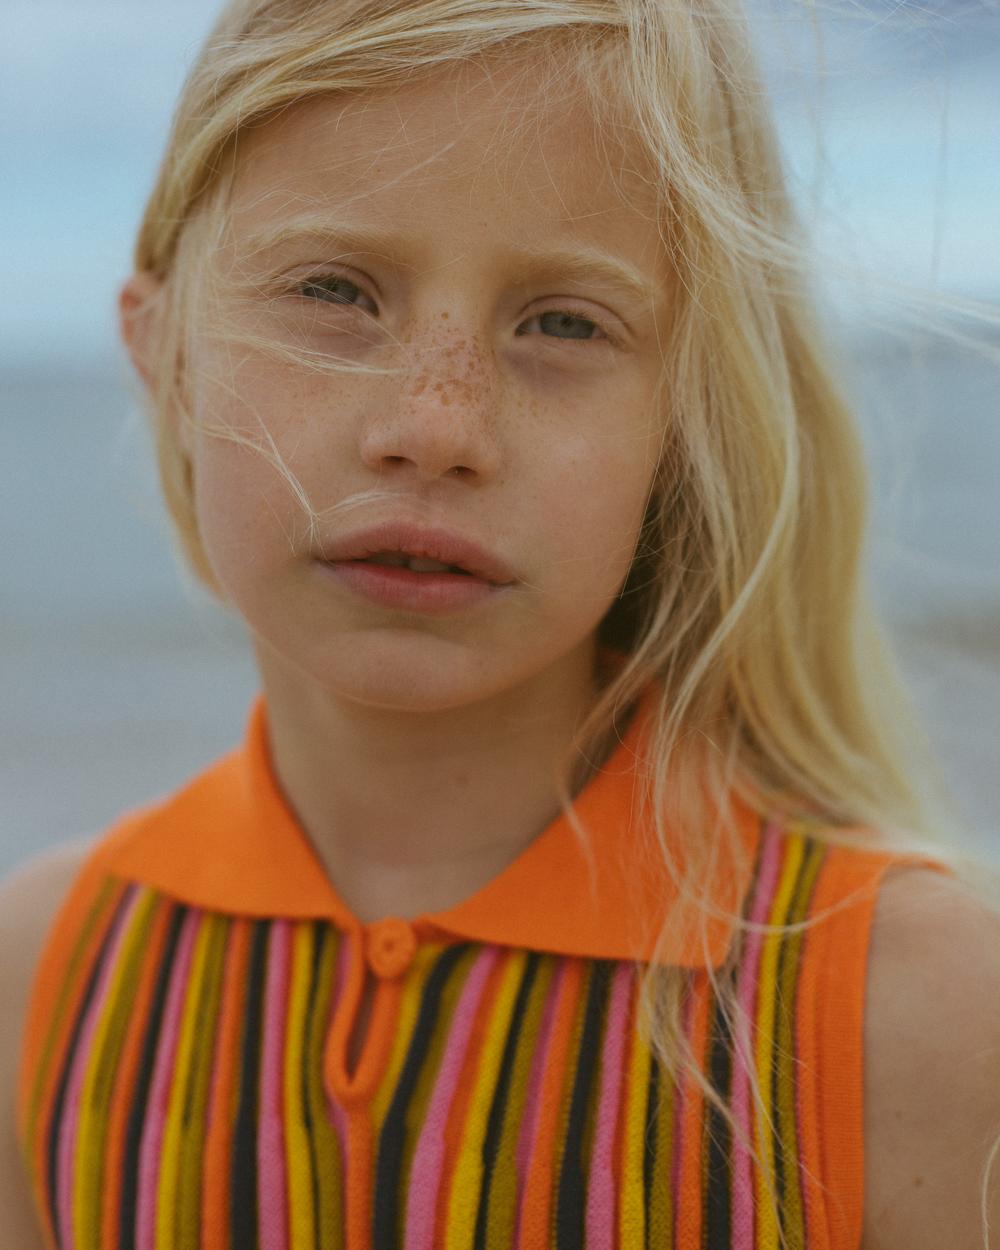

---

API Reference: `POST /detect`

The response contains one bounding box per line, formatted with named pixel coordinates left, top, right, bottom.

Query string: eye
left=291, top=275, right=610, bottom=345
left=296, top=275, right=378, bottom=314
left=516, top=310, right=606, bottom=342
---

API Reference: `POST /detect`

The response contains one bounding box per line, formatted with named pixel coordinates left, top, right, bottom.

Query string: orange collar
left=92, top=680, right=760, bottom=969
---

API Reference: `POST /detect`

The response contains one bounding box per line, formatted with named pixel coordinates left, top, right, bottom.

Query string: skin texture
left=122, top=50, right=671, bottom=924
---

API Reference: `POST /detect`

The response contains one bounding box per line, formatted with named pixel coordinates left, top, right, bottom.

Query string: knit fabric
left=16, top=681, right=949, bottom=1250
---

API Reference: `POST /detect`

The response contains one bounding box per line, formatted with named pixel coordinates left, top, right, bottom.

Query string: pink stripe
left=403, top=945, right=501, bottom=1250
left=135, top=908, right=201, bottom=1250
left=258, top=920, right=292, bottom=1250
left=513, top=956, right=565, bottom=1250
left=585, top=961, right=636, bottom=1250
left=730, top=822, right=784, bottom=1249
left=55, top=886, right=140, bottom=1250
left=326, top=931, right=353, bottom=1151
left=669, top=984, right=696, bottom=1243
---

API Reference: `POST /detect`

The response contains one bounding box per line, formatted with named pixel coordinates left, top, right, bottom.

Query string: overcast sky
left=3, top=0, right=997, bottom=369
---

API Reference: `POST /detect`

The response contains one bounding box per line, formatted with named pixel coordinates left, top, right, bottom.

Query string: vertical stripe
left=435, top=946, right=519, bottom=1250
left=303, top=925, right=344, bottom=1250
left=673, top=977, right=710, bottom=1249
left=58, top=886, right=140, bottom=1250
left=135, top=907, right=201, bottom=1250
left=119, top=905, right=187, bottom=1250
left=618, top=983, right=652, bottom=1249
left=176, top=914, right=229, bottom=1250
left=373, top=943, right=469, bottom=1250
left=586, top=959, right=635, bottom=1249
left=516, top=957, right=585, bottom=1248
left=753, top=832, right=806, bottom=1249
left=771, top=835, right=825, bottom=1249
left=202, top=917, right=253, bottom=1250
left=731, top=823, right=784, bottom=1250
left=102, top=897, right=175, bottom=1250
left=477, top=951, right=545, bottom=1250
left=153, top=912, right=221, bottom=1249
left=258, top=920, right=292, bottom=1250
left=74, top=887, right=155, bottom=1250
left=643, top=1037, right=675, bottom=1250
left=27, top=875, right=124, bottom=1244
left=702, top=977, right=736, bottom=1247
left=230, top=919, right=270, bottom=1250
left=556, top=959, right=613, bottom=1250
left=283, top=923, right=317, bottom=1249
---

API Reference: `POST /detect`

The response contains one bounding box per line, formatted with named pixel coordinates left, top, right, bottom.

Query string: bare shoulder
left=862, top=864, right=1000, bottom=1250
left=0, top=837, right=97, bottom=1250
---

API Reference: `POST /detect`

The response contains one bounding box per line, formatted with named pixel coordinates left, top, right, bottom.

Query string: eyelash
left=291, top=274, right=613, bottom=344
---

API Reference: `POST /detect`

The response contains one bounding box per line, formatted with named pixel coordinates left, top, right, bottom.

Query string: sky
left=2, top=0, right=998, bottom=370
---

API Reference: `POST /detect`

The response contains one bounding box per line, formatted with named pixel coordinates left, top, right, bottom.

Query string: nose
left=358, top=336, right=503, bottom=483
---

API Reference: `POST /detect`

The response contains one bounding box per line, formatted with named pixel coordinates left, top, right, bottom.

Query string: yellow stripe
left=484, top=955, right=556, bottom=1250
left=445, top=948, right=527, bottom=1250
left=176, top=915, right=229, bottom=1249
left=284, top=923, right=317, bottom=1249
left=753, top=831, right=805, bottom=1250
left=619, top=983, right=652, bottom=1249
left=72, top=887, right=158, bottom=1249
left=154, top=913, right=216, bottom=1250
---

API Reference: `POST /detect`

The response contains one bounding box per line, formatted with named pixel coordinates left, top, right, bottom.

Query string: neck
left=254, top=640, right=610, bottom=924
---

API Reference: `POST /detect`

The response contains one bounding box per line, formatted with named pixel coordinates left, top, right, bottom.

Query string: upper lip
left=319, top=521, right=516, bottom=585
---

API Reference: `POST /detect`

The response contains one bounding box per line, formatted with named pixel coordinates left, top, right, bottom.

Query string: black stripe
left=473, top=950, right=542, bottom=1250
left=702, top=986, right=735, bottom=1248
left=302, top=923, right=328, bottom=1250
left=555, top=959, right=614, bottom=1250
left=119, top=901, right=188, bottom=1250
left=230, top=918, right=270, bottom=1250
left=373, top=942, right=471, bottom=1250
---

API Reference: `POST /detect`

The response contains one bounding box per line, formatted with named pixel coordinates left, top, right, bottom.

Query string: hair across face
left=175, top=53, right=671, bottom=707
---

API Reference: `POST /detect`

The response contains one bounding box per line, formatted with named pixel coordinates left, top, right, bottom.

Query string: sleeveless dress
left=16, top=681, right=948, bottom=1250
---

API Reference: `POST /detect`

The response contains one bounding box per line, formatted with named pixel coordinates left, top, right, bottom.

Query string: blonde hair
left=128, top=0, right=999, bottom=1242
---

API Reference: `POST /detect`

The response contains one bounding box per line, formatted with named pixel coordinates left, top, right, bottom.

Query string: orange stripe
left=201, top=917, right=252, bottom=1250
left=674, top=976, right=710, bottom=1247
left=517, top=957, right=586, bottom=1246
left=100, top=897, right=174, bottom=1250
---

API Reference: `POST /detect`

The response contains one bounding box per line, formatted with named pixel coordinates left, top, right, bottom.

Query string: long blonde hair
left=128, top=0, right=998, bottom=1242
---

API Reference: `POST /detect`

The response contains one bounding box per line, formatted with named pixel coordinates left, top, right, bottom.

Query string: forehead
left=223, top=47, right=664, bottom=273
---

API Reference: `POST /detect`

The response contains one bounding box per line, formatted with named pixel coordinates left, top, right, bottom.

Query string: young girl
left=4, top=1, right=999, bottom=1247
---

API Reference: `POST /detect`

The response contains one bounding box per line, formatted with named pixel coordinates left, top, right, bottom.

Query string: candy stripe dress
left=16, top=679, right=948, bottom=1249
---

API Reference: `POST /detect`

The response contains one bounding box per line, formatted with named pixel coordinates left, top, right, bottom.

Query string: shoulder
left=862, top=864, right=1000, bottom=1250
left=0, top=838, right=97, bottom=1250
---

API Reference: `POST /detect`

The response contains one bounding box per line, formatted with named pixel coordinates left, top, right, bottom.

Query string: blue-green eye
left=299, top=276, right=369, bottom=307
left=517, top=311, right=602, bottom=340
left=295, top=276, right=610, bottom=345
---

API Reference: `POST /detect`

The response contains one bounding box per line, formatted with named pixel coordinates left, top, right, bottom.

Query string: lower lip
left=318, top=560, right=509, bottom=614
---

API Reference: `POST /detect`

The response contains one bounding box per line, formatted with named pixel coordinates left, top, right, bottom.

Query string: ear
left=118, top=271, right=164, bottom=392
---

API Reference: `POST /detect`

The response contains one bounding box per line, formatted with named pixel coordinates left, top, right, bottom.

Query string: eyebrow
left=236, top=215, right=659, bottom=307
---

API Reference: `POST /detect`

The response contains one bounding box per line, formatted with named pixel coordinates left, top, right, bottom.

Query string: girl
left=4, top=1, right=1000, bottom=1247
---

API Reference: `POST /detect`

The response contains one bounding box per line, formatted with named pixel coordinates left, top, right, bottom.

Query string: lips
left=320, top=521, right=515, bottom=586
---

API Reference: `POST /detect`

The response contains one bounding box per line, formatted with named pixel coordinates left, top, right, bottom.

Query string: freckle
left=913, top=1176, right=924, bottom=1188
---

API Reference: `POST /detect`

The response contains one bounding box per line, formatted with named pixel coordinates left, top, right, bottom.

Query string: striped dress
left=16, top=685, right=947, bottom=1250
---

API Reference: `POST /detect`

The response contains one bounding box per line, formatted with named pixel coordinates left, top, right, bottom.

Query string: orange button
left=365, top=917, right=417, bottom=978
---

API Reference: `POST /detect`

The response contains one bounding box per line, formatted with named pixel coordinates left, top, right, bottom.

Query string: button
left=365, top=917, right=417, bottom=978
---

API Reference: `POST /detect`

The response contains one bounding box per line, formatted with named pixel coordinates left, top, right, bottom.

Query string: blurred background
left=2, top=0, right=998, bottom=876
